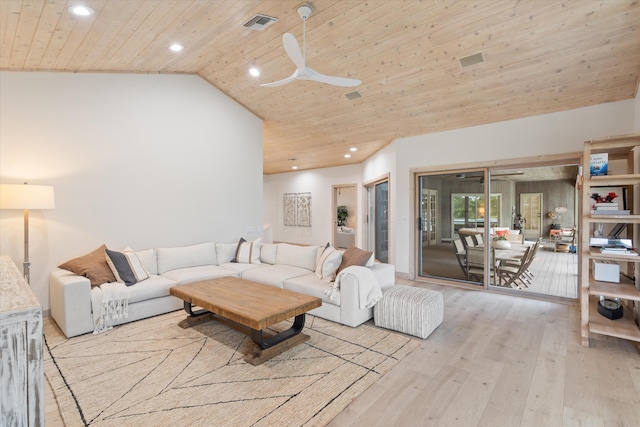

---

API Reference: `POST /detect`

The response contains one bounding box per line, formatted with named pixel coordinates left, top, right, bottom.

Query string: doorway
left=520, top=193, right=543, bottom=240
left=333, top=185, right=357, bottom=249
left=365, top=177, right=389, bottom=263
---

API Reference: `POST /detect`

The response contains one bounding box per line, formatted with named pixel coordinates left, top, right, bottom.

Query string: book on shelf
left=591, top=210, right=630, bottom=215
left=600, top=247, right=638, bottom=256
left=593, top=203, right=619, bottom=210
left=590, top=153, right=608, bottom=176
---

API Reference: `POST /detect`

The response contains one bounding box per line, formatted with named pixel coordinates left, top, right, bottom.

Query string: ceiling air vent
left=458, top=52, right=485, bottom=68
left=243, top=14, right=278, bottom=31
left=345, top=91, right=362, bottom=100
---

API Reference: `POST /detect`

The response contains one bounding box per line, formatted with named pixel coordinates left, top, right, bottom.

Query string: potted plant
left=337, top=205, right=349, bottom=227
left=491, top=236, right=511, bottom=249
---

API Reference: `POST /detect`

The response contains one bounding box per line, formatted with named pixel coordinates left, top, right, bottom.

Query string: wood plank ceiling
left=2, top=0, right=639, bottom=174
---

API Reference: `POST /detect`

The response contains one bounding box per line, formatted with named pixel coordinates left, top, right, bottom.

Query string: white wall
left=0, top=71, right=263, bottom=312
left=263, top=165, right=361, bottom=246
left=392, top=99, right=636, bottom=276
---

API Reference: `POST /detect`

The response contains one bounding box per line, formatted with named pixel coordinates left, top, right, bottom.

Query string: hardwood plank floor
left=328, top=279, right=640, bottom=427
left=45, top=279, right=638, bottom=426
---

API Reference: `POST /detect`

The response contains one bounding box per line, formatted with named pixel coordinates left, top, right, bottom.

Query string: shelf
left=585, top=174, right=640, bottom=186
left=589, top=276, right=640, bottom=301
left=580, top=134, right=640, bottom=348
left=588, top=249, right=640, bottom=261
left=587, top=214, right=640, bottom=223
left=588, top=298, right=640, bottom=343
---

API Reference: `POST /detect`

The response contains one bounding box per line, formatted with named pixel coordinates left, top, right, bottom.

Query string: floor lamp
left=0, top=183, right=55, bottom=285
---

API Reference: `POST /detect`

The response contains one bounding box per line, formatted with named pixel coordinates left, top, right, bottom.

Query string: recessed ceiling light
left=68, top=5, right=94, bottom=16
left=249, top=67, right=260, bottom=77
left=169, top=43, right=184, bottom=52
left=344, top=154, right=351, bottom=158
left=292, top=166, right=298, bottom=170
left=350, top=147, right=357, bottom=152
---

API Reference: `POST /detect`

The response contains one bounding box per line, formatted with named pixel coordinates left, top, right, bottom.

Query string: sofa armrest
left=368, top=263, right=395, bottom=291
left=50, top=268, right=93, bottom=338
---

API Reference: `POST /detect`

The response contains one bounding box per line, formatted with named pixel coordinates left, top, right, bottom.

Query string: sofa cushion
left=284, top=273, right=340, bottom=306
left=275, top=243, right=320, bottom=271
left=105, top=248, right=150, bottom=286
left=234, top=237, right=261, bottom=264
left=315, top=244, right=342, bottom=282
left=156, top=242, right=217, bottom=274
left=127, top=275, right=178, bottom=304
left=218, top=262, right=264, bottom=275
left=241, top=265, right=309, bottom=288
left=133, top=248, right=157, bottom=275
left=216, top=242, right=238, bottom=264
left=161, top=265, right=237, bottom=285
left=58, top=244, right=116, bottom=287
left=260, top=243, right=278, bottom=265
left=337, top=246, right=373, bottom=274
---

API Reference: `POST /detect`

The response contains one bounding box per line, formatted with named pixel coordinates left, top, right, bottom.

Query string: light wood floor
left=328, top=279, right=640, bottom=427
left=45, top=280, right=639, bottom=426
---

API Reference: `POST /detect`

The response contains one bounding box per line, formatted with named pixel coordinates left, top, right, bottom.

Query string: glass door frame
left=364, top=174, right=390, bottom=263
left=411, top=154, right=582, bottom=301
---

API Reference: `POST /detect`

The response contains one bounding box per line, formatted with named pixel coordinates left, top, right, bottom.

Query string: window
left=452, top=193, right=501, bottom=234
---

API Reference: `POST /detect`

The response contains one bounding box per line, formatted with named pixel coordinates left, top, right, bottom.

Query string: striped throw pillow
left=105, top=248, right=150, bottom=286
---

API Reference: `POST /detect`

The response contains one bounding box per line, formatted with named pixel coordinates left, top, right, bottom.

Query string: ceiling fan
left=260, top=5, right=361, bottom=88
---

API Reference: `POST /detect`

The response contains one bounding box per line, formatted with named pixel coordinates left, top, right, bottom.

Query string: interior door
left=420, top=189, right=437, bottom=246
left=366, top=179, right=389, bottom=263
left=520, top=192, right=543, bottom=240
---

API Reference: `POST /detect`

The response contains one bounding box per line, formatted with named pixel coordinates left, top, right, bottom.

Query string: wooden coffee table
left=170, top=276, right=322, bottom=365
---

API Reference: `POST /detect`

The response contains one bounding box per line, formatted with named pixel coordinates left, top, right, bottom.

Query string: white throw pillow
left=315, top=245, right=342, bottom=282
left=260, top=243, right=278, bottom=265
left=216, top=242, right=239, bottom=264
left=234, top=237, right=262, bottom=264
left=132, top=248, right=157, bottom=275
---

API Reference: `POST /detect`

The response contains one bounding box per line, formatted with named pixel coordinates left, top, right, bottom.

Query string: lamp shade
left=0, top=184, right=55, bottom=210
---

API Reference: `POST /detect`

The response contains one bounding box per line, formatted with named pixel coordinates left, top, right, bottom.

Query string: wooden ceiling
left=2, top=1, right=639, bottom=174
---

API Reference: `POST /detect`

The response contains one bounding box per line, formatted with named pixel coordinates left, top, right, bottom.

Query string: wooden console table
left=0, top=255, right=44, bottom=426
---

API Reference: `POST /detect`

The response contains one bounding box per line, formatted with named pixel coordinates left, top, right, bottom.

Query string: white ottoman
left=374, top=285, right=443, bottom=339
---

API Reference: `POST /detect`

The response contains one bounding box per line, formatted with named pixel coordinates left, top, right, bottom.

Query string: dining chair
left=496, top=245, right=534, bottom=288
left=452, top=239, right=467, bottom=277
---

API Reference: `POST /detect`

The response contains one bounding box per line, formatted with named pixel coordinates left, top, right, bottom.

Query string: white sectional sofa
left=50, top=241, right=395, bottom=338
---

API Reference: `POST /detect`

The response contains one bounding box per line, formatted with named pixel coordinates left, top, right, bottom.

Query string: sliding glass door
left=415, top=164, right=579, bottom=300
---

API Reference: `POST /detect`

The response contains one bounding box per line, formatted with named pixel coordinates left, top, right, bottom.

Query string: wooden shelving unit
left=580, top=134, right=640, bottom=347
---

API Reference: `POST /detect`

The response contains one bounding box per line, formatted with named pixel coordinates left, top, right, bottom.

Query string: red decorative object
left=590, top=192, right=618, bottom=203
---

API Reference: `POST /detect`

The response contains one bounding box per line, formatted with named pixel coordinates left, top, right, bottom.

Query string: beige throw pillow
left=337, top=245, right=373, bottom=274
left=58, top=244, right=116, bottom=287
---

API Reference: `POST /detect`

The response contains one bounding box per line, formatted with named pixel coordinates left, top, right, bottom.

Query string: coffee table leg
left=250, top=314, right=306, bottom=349
left=184, top=301, right=208, bottom=317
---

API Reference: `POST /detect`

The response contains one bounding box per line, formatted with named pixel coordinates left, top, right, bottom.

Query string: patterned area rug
left=44, top=311, right=419, bottom=426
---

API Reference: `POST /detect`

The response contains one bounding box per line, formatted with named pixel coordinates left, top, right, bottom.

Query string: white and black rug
left=45, top=311, right=418, bottom=426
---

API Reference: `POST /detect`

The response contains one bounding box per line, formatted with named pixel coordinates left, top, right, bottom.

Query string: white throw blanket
left=326, top=265, right=382, bottom=309
left=91, top=282, right=130, bottom=334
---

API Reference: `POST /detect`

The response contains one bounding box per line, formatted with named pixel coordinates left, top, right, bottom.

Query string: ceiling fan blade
left=260, top=70, right=299, bottom=87
left=282, top=33, right=305, bottom=70
left=306, top=67, right=361, bottom=87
